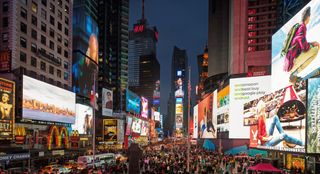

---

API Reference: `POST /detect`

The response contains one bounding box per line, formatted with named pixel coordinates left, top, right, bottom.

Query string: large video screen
left=103, top=119, right=117, bottom=142
left=193, top=105, right=198, bottom=139
left=245, top=85, right=306, bottom=153
left=175, top=77, right=184, bottom=98
left=125, top=116, right=133, bottom=136
left=140, top=121, right=149, bottom=136
left=126, top=90, right=141, bottom=115
left=132, top=117, right=142, bottom=134
left=175, top=98, right=183, bottom=129
left=117, top=119, right=124, bottom=142
left=272, top=0, right=320, bottom=91
left=216, top=87, right=230, bottom=135
left=22, top=75, right=76, bottom=123
left=141, top=97, right=148, bottom=118
left=198, top=93, right=216, bottom=139
left=0, top=78, right=15, bottom=140
left=307, top=78, right=320, bottom=153
left=72, top=104, right=93, bottom=134
left=102, top=88, right=113, bottom=116
left=229, top=76, right=271, bottom=139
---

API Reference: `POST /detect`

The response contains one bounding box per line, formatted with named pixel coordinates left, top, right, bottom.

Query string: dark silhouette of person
left=127, top=143, right=142, bottom=174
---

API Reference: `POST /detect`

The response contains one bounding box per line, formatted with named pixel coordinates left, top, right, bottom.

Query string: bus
left=77, top=153, right=115, bottom=169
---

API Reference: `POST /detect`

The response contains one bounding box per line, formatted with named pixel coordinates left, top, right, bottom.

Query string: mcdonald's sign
left=47, top=125, right=69, bottom=150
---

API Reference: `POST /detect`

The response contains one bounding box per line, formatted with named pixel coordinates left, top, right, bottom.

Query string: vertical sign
left=0, top=78, right=15, bottom=140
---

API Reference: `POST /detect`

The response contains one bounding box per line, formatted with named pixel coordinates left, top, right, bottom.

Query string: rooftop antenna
left=142, top=0, right=145, bottom=20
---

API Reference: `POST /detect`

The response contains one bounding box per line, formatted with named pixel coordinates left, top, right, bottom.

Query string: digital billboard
left=72, top=104, right=93, bottom=134
left=198, top=93, right=216, bottom=139
left=175, top=78, right=184, bottom=98
left=244, top=85, right=306, bottom=153
left=103, top=119, right=117, bottom=142
left=141, top=121, right=149, bottom=136
left=102, top=88, right=113, bottom=116
left=193, top=105, right=198, bottom=139
left=125, top=116, right=133, bottom=136
left=272, top=0, right=320, bottom=91
left=216, top=87, right=230, bottom=135
left=132, top=117, right=142, bottom=134
left=153, top=80, right=160, bottom=105
left=117, top=119, right=124, bottom=142
left=175, top=98, right=183, bottom=129
left=0, top=78, right=15, bottom=140
left=22, top=75, right=76, bottom=124
left=126, top=89, right=141, bottom=115
left=229, top=76, right=271, bottom=138
left=154, top=111, right=160, bottom=121
left=141, top=97, right=148, bottom=118
left=307, top=77, right=320, bottom=153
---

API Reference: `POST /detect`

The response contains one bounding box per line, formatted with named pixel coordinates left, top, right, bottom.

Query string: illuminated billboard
left=153, top=80, right=160, bottom=106
left=125, top=116, right=133, bottom=136
left=102, top=88, right=113, bottom=116
left=126, top=89, right=141, bottom=115
left=141, top=97, right=148, bottom=118
left=175, top=98, right=183, bottom=129
left=72, top=104, right=93, bottom=134
left=132, top=117, right=142, bottom=134
left=245, top=85, right=305, bottom=153
left=198, top=93, right=216, bottom=139
left=103, top=119, right=117, bottom=142
left=193, top=105, right=198, bottom=139
left=154, top=111, right=160, bottom=121
left=175, top=78, right=184, bottom=98
left=22, top=75, right=76, bottom=123
left=272, top=0, right=320, bottom=91
left=141, top=121, right=149, bottom=136
left=0, top=78, right=15, bottom=140
left=229, top=76, right=271, bottom=139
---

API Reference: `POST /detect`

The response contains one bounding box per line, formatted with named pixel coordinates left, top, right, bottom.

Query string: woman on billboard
left=256, top=100, right=303, bottom=147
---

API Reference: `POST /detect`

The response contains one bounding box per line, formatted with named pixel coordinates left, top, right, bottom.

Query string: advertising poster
left=125, top=117, right=133, bottom=136
left=0, top=78, right=14, bottom=140
left=244, top=85, right=306, bottom=153
left=117, top=119, right=124, bottom=142
left=153, top=80, right=160, bottom=106
left=229, top=76, right=271, bottom=139
left=0, top=50, right=11, bottom=72
left=102, top=88, right=113, bottom=116
left=307, top=78, right=320, bottom=153
left=132, top=117, right=142, bottom=134
left=154, top=111, right=160, bottom=121
left=103, top=119, right=117, bottom=142
left=126, top=89, right=141, bottom=115
left=216, top=87, right=230, bottom=135
left=22, top=75, right=76, bottom=124
left=141, top=121, right=149, bottom=136
left=72, top=104, right=93, bottom=134
left=217, top=86, right=229, bottom=108
left=141, top=97, right=148, bottom=118
left=198, top=93, right=216, bottom=139
left=193, top=105, right=198, bottom=139
left=175, top=97, right=183, bottom=129
left=175, top=78, right=184, bottom=98
left=272, top=0, right=320, bottom=91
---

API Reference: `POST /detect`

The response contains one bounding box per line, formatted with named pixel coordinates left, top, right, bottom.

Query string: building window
left=65, top=17, right=69, bottom=25
left=65, top=5, right=69, bottom=14
left=49, top=53, right=54, bottom=60
left=50, top=3, right=55, bottom=13
left=32, top=1, right=38, bottom=13
left=64, top=61, right=68, bottom=69
left=58, top=10, right=62, bottom=19
left=20, top=37, right=27, bottom=48
left=57, top=46, right=62, bottom=54
left=3, top=1, right=8, bottom=12
left=31, top=29, right=37, bottom=40
left=64, top=50, right=68, bottom=58
left=39, top=75, right=46, bottom=82
left=20, top=22, right=27, bottom=34
left=57, top=34, right=62, bottom=42
left=31, top=57, right=37, bottom=67
left=64, top=72, right=69, bottom=80
left=2, top=17, right=8, bottom=27
left=57, top=69, right=61, bottom=78
left=64, top=39, right=68, bottom=47
left=41, top=0, right=47, bottom=6
left=32, top=15, right=37, bottom=26
left=41, top=35, right=46, bottom=45
left=49, top=66, right=54, bottom=74
left=49, top=40, right=54, bottom=50
left=64, top=28, right=69, bottom=36
left=21, top=7, right=27, bottom=19
left=58, top=22, right=62, bottom=31
left=31, top=43, right=37, bottom=53
left=41, top=22, right=46, bottom=32
left=40, top=61, right=46, bottom=71
left=20, top=52, right=27, bottom=62
left=50, top=16, right=55, bottom=26
left=2, top=33, right=8, bottom=42
left=49, top=28, right=54, bottom=38
left=41, top=8, right=46, bottom=19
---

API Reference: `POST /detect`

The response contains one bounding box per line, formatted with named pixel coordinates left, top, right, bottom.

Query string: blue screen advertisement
left=126, top=89, right=141, bottom=114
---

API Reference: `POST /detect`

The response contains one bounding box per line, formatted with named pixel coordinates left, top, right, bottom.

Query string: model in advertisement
left=282, top=7, right=319, bottom=81
left=175, top=78, right=184, bottom=97
left=0, top=93, right=12, bottom=119
left=83, top=114, right=93, bottom=134
left=105, top=91, right=113, bottom=109
left=200, top=107, right=216, bottom=138
left=256, top=100, right=304, bottom=147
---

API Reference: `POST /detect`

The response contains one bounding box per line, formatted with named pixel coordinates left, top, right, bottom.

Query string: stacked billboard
left=102, top=88, right=113, bottom=116
left=72, top=104, right=93, bottom=134
left=175, top=98, right=183, bottom=129
left=0, top=78, right=15, bottom=140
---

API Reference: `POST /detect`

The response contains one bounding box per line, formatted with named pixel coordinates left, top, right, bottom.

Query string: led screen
left=198, top=93, right=216, bottom=139
left=126, top=90, right=141, bottom=115
left=141, top=97, right=148, bottom=118
left=22, top=75, right=76, bottom=123
left=245, top=85, right=306, bottom=153
left=125, top=116, right=133, bottom=136
left=102, top=88, right=113, bottom=116
left=193, top=105, right=198, bottom=139
left=175, top=78, right=184, bottom=98
left=140, top=121, right=149, bottom=136
left=216, top=87, right=230, bottom=134
left=72, top=104, right=93, bottom=134
left=132, top=117, right=142, bottom=134
left=103, top=119, right=117, bottom=142
left=0, top=78, right=14, bottom=140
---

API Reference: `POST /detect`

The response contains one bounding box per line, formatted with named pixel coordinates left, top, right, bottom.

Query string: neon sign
left=134, top=25, right=145, bottom=33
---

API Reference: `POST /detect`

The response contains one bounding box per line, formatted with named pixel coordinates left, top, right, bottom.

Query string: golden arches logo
left=47, top=126, right=70, bottom=150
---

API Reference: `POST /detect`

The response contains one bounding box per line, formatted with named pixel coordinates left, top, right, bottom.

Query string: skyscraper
left=97, top=0, right=129, bottom=112
left=196, top=45, right=208, bottom=101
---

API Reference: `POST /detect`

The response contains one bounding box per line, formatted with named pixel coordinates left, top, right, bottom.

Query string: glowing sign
left=134, top=25, right=145, bottom=33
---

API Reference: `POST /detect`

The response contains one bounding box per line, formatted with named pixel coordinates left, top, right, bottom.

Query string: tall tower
left=197, top=45, right=208, bottom=101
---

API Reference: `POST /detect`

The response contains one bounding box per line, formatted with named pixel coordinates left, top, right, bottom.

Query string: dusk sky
left=129, top=0, right=208, bottom=115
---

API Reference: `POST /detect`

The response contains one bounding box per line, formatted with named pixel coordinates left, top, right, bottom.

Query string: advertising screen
left=141, top=97, right=148, bottom=118
left=0, top=78, right=14, bottom=140
left=272, top=0, right=320, bottom=91
left=198, top=93, right=216, bottom=139
left=22, top=75, right=76, bottom=123
left=125, top=117, right=133, bottom=136
left=141, top=121, right=149, bottom=136
left=154, top=111, right=160, bottom=121
left=193, top=105, right=198, bottom=139
left=229, top=76, right=271, bottom=139
left=216, top=87, right=229, bottom=135
left=126, top=89, right=141, bottom=115
left=103, top=119, right=117, bottom=142
left=245, top=85, right=306, bottom=153
left=117, top=119, right=124, bottom=142
left=102, top=88, right=113, bottom=116
left=132, top=117, right=142, bottom=134
left=307, top=77, right=320, bottom=153
left=72, top=104, right=93, bottom=134
left=175, top=78, right=184, bottom=98
left=175, top=97, right=183, bottom=129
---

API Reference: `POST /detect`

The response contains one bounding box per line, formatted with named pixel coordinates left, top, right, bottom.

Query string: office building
left=196, top=45, right=208, bottom=101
